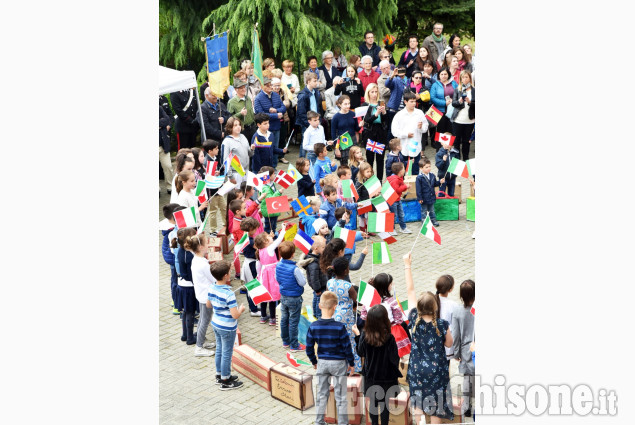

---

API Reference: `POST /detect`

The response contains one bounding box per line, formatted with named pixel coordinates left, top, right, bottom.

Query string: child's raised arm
left=266, top=227, right=287, bottom=256
left=404, top=252, right=417, bottom=313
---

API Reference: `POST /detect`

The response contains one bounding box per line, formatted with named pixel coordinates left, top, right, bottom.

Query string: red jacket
left=231, top=216, right=244, bottom=246
left=358, top=69, right=380, bottom=92
left=387, top=174, right=408, bottom=197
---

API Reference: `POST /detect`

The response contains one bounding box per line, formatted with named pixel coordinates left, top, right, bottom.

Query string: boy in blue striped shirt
left=306, top=291, right=355, bottom=425
left=207, top=260, right=246, bottom=390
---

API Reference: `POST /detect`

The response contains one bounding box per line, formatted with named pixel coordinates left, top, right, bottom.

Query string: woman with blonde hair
left=359, top=83, right=388, bottom=181
left=450, top=70, right=475, bottom=161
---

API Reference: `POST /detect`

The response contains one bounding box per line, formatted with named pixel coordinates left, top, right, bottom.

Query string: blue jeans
left=264, top=216, right=278, bottom=234
left=170, top=265, right=178, bottom=304
left=271, top=130, right=281, bottom=164
left=306, top=150, right=317, bottom=167
left=299, top=126, right=308, bottom=158
left=312, top=292, right=322, bottom=319
left=213, top=327, right=237, bottom=379
left=280, top=295, right=303, bottom=349
left=389, top=200, right=406, bottom=230
left=421, top=203, right=438, bottom=223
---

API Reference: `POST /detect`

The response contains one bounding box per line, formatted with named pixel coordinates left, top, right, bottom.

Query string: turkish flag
left=265, top=196, right=290, bottom=214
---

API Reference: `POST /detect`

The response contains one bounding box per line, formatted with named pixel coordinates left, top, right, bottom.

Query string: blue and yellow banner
left=206, top=32, right=230, bottom=97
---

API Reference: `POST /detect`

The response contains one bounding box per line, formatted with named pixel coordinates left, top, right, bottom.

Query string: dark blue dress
left=406, top=309, right=454, bottom=420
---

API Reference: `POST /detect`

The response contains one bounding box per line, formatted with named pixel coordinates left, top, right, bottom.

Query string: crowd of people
left=159, top=23, right=475, bottom=425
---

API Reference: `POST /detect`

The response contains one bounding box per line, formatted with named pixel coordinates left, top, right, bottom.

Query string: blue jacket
left=435, top=148, right=460, bottom=178
left=416, top=173, right=440, bottom=205
left=321, top=199, right=358, bottom=229
left=430, top=79, right=458, bottom=113
left=384, top=76, right=408, bottom=110
left=251, top=131, right=284, bottom=172
left=161, top=228, right=175, bottom=266
left=313, top=158, right=337, bottom=194
left=176, top=246, right=194, bottom=281
left=385, top=151, right=405, bottom=177
left=301, top=213, right=320, bottom=237
left=254, top=91, right=286, bottom=132
left=276, top=259, right=304, bottom=297
left=296, top=87, right=323, bottom=128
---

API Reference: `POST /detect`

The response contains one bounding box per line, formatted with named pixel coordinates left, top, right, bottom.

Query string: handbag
left=434, top=191, right=459, bottom=221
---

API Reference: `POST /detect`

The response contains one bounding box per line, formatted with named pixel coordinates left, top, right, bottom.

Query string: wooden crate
left=364, top=388, right=410, bottom=425
left=270, top=363, right=315, bottom=410
left=207, top=251, right=223, bottom=264
left=231, top=344, right=277, bottom=392
left=234, top=327, right=242, bottom=346
left=217, top=226, right=229, bottom=255
left=403, top=175, right=417, bottom=200
left=325, top=374, right=364, bottom=424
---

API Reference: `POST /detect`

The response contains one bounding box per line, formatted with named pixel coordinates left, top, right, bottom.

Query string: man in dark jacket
left=159, top=106, right=174, bottom=193
left=170, top=88, right=200, bottom=149
left=254, top=77, right=287, bottom=165
left=200, top=87, right=232, bottom=142
left=296, top=73, right=323, bottom=158
left=358, top=31, right=382, bottom=67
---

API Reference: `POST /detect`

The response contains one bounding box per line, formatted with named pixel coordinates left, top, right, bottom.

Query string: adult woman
left=419, top=60, right=439, bottom=146
left=430, top=67, right=458, bottom=115
left=303, top=56, right=326, bottom=93
left=334, top=65, right=364, bottom=109
left=414, top=46, right=436, bottom=73
left=271, top=70, right=292, bottom=160
left=449, top=33, right=461, bottom=50
left=348, top=54, right=362, bottom=74
left=221, top=117, right=253, bottom=183
left=263, top=58, right=276, bottom=71
left=360, top=83, right=388, bottom=181
left=333, top=46, right=348, bottom=73
left=449, top=56, right=460, bottom=84
left=374, top=49, right=395, bottom=74
left=406, top=71, right=427, bottom=111
left=463, top=44, right=475, bottom=71
left=240, top=59, right=261, bottom=99
left=438, top=48, right=453, bottom=71
left=453, top=47, right=473, bottom=73
left=451, top=70, right=475, bottom=161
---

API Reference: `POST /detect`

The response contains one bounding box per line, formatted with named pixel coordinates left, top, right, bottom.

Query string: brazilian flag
left=337, top=132, right=353, bottom=150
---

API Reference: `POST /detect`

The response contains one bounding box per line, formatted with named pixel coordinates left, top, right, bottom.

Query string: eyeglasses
left=412, top=76, right=422, bottom=79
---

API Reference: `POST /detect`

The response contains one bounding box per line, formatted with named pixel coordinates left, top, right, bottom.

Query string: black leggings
left=366, top=149, right=386, bottom=181
left=181, top=311, right=195, bottom=343
left=366, top=383, right=400, bottom=425
left=260, top=301, right=277, bottom=318
left=452, top=122, right=475, bottom=161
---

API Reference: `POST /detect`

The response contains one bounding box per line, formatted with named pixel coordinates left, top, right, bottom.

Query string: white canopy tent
left=159, top=65, right=206, bottom=140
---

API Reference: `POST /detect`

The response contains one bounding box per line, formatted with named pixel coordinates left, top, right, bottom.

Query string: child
left=239, top=181, right=265, bottom=237
left=331, top=95, right=359, bottom=165
left=275, top=241, right=307, bottom=351
left=313, top=142, right=338, bottom=196
left=191, top=147, right=206, bottom=181
left=435, top=137, right=459, bottom=196
left=403, top=253, right=454, bottom=424
left=336, top=165, right=358, bottom=230
left=176, top=170, right=208, bottom=222
left=170, top=153, right=195, bottom=203
left=160, top=203, right=180, bottom=314
left=207, top=260, right=245, bottom=390
left=415, top=157, right=443, bottom=227
left=355, top=162, right=374, bottom=233
left=255, top=228, right=287, bottom=325
left=303, top=235, right=328, bottom=320
left=387, top=162, right=412, bottom=235
left=305, top=291, right=355, bottom=425
left=239, top=217, right=265, bottom=316
left=302, top=110, right=330, bottom=166
left=312, top=217, right=332, bottom=242
left=185, top=232, right=217, bottom=357
left=347, top=146, right=365, bottom=182
left=202, top=139, right=227, bottom=236
left=321, top=185, right=358, bottom=229
left=451, top=279, right=475, bottom=418
left=251, top=112, right=288, bottom=172
left=301, top=197, right=324, bottom=237
left=333, top=207, right=366, bottom=262
left=384, top=138, right=405, bottom=178
left=229, top=199, right=246, bottom=279
left=326, top=257, right=361, bottom=372
left=354, top=304, right=402, bottom=425
left=174, top=227, right=199, bottom=345
left=319, top=238, right=368, bottom=283
left=296, top=157, right=315, bottom=198
left=258, top=166, right=283, bottom=234
left=225, top=188, right=244, bottom=237
left=435, top=275, right=458, bottom=360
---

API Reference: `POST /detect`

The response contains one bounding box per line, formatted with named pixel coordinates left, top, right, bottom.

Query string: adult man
left=398, top=35, right=419, bottom=78
left=422, top=23, right=447, bottom=65
left=159, top=105, right=174, bottom=194
left=227, top=80, right=257, bottom=143
left=296, top=73, right=324, bottom=158
left=170, top=88, right=200, bottom=149
left=376, top=60, right=392, bottom=106
left=254, top=76, right=287, bottom=164
left=358, top=55, right=379, bottom=92
left=358, top=31, right=382, bottom=67
left=200, top=87, right=232, bottom=142
left=318, top=50, right=337, bottom=91
left=391, top=91, right=428, bottom=176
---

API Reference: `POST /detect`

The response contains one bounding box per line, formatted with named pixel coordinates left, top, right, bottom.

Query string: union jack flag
left=366, top=139, right=385, bottom=154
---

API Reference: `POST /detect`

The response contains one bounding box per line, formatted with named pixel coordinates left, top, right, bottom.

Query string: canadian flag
left=274, top=170, right=296, bottom=189
left=435, top=132, right=456, bottom=147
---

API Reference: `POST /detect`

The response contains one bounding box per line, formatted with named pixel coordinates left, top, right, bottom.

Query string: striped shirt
left=305, top=318, right=354, bottom=366
left=209, top=284, right=238, bottom=331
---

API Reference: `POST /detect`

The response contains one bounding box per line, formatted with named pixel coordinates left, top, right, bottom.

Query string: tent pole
left=195, top=87, right=206, bottom=141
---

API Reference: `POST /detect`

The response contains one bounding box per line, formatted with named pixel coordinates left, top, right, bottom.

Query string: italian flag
left=363, top=176, right=381, bottom=196
left=357, top=280, right=381, bottom=308
left=287, top=352, right=311, bottom=368
left=377, top=232, right=397, bottom=244
left=368, top=212, right=394, bottom=233
left=372, top=241, right=392, bottom=264
left=174, top=206, right=198, bottom=228
left=244, top=278, right=273, bottom=305
left=405, top=158, right=413, bottom=176
left=357, top=199, right=372, bottom=215
left=341, top=179, right=359, bottom=200
left=381, top=182, right=400, bottom=205
left=398, top=297, right=410, bottom=322
left=333, top=227, right=356, bottom=249
left=447, top=157, right=474, bottom=178
left=197, top=212, right=209, bottom=235
left=421, top=214, right=441, bottom=245
left=234, top=233, right=249, bottom=255
left=371, top=195, right=389, bottom=213
left=195, top=180, right=208, bottom=203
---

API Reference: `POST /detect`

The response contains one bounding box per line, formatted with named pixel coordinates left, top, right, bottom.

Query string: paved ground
left=159, top=140, right=475, bottom=424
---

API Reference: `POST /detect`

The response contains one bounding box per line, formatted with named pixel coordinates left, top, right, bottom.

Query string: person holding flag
left=387, top=162, right=412, bottom=235
left=360, top=83, right=389, bottom=181
left=222, top=116, right=254, bottom=185
left=331, top=95, right=360, bottom=166
left=391, top=91, right=428, bottom=176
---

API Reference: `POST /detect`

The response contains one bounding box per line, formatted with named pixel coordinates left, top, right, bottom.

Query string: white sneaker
left=389, top=231, right=398, bottom=236
left=400, top=228, right=412, bottom=234
left=203, top=342, right=216, bottom=349
left=250, top=311, right=261, bottom=317
left=194, top=346, right=215, bottom=357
